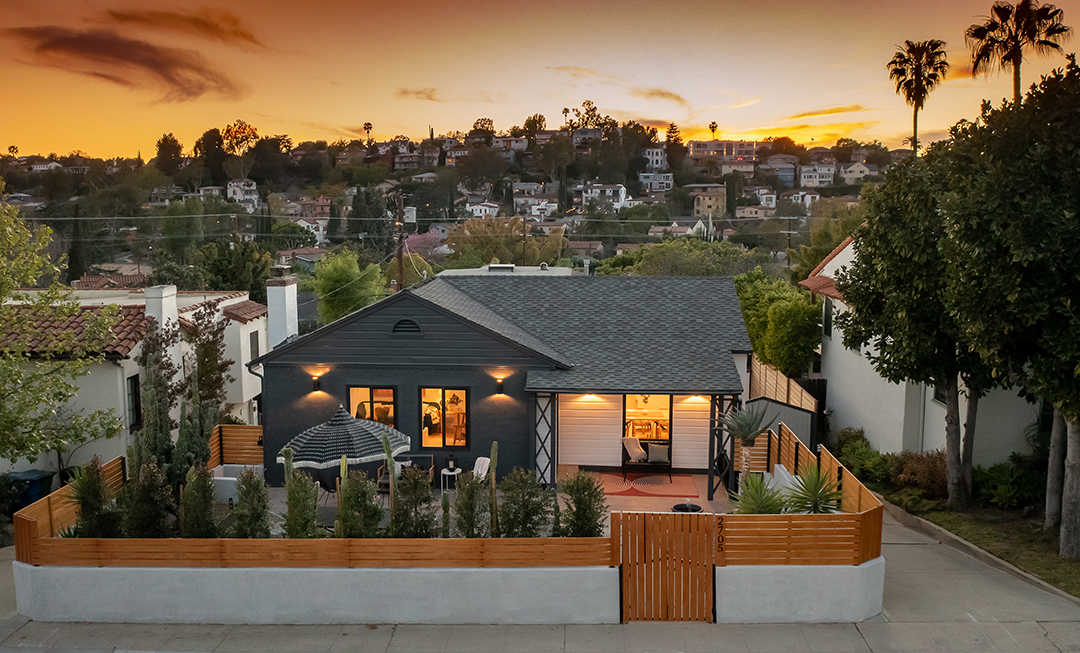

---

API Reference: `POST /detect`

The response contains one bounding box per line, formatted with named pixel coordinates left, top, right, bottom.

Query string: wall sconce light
left=496, top=379, right=504, bottom=394
left=312, top=376, right=321, bottom=392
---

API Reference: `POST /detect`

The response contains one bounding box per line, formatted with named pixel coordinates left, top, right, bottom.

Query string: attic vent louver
left=392, top=319, right=422, bottom=335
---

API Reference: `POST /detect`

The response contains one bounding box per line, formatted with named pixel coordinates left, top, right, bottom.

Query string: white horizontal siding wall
left=558, top=394, right=712, bottom=469
left=672, top=396, right=710, bottom=469
left=558, top=394, right=623, bottom=466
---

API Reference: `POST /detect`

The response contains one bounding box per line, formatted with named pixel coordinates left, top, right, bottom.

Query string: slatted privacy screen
left=749, top=357, right=818, bottom=412
left=717, top=514, right=864, bottom=566
left=612, top=512, right=715, bottom=622
left=211, top=425, right=264, bottom=466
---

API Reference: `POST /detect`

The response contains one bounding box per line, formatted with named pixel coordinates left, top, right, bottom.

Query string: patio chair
left=377, top=454, right=435, bottom=494
left=472, top=456, right=490, bottom=480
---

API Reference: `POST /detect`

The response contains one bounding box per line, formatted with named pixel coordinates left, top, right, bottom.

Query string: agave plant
left=723, top=405, right=776, bottom=474
left=786, top=464, right=843, bottom=514
left=728, top=472, right=786, bottom=515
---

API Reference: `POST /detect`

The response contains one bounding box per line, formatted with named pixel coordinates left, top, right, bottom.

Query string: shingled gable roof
left=254, top=276, right=751, bottom=395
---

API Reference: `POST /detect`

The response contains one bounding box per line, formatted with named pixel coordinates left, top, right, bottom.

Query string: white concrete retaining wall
left=14, top=563, right=620, bottom=624
left=715, top=556, right=885, bottom=623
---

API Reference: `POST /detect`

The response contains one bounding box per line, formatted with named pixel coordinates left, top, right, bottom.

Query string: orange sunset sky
left=3, top=0, right=1078, bottom=159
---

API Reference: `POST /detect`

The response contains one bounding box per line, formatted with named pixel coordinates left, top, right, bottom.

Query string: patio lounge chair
left=621, top=436, right=672, bottom=481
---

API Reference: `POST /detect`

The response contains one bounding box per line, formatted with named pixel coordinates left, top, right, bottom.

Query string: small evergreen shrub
left=453, top=471, right=490, bottom=538
left=232, top=467, right=271, bottom=538
left=67, top=456, right=122, bottom=538
left=181, top=466, right=219, bottom=538
left=972, top=453, right=1046, bottom=509
left=555, top=470, right=607, bottom=537
left=338, top=471, right=383, bottom=538
left=729, top=472, right=786, bottom=514
left=121, top=462, right=173, bottom=538
left=392, top=466, right=437, bottom=538
left=889, top=449, right=948, bottom=499
left=839, top=439, right=892, bottom=484
left=499, top=467, right=553, bottom=538
left=834, top=427, right=867, bottom=452
left=282, top=448, right=320, bottom=539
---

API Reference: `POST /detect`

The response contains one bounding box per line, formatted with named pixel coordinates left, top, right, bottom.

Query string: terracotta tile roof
left=222, top=300, right=268, bottom=324
left=73, top=273, right=147, bottom=290
left=797, top=275, right=842, bottom=301
left=9, top=305, right=151, bottom=359
left=808, top=235, right=853, bottom=279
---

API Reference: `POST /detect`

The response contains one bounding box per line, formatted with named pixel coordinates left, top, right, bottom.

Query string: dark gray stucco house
left=252, top=275, right=752, bottom=498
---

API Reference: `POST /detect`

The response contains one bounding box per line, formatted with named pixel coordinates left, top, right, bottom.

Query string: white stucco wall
left=920, top=385, right=1036, bottom=465
left=224, top=315, right=266, bottom=419
left=715, top=557, right=884, bottom=623
left=821, top=310, right=908, bottom=454
left=14, top=563, right=620, bottom=624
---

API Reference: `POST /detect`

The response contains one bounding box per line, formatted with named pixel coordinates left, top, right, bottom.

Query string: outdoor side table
left=441, top=467, right=463, bottom=493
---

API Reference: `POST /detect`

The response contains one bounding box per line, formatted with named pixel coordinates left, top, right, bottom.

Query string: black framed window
left=420, top=387, right=468, bottom=448
left=932, top=384, right=947, bottom=406
left=349, top=387, right=396, bottom=427
left=823, top=297, right=833, bottom=339
left=126, top=374, right=142, bottom=433
left=623, top=394, right=672, bottom=441
left=249, top=331, right=260, bottom=361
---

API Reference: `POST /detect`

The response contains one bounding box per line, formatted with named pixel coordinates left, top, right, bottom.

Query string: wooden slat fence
left=717, top=513, right=867, bottom=566
left=25, top=536, right=613, bottom=568
left=210, top=425, right=264, bottom=466
left=749, top=356, right=818, bottom=412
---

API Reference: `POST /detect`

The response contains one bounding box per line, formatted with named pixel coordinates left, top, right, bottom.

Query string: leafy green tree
left=282, top=448, right=319, bottom=538
left=337, top=470, right=383, bottom=538
left=196, top=238, right=273, bottom=303
left=181, top=465, right=219, bottom=538
left=665, top=123, right=687, bottom=170
left=787, top=199, right=865, bottom=282
left=458, top=145, right=508, bottom=201
left=157, top=198, right=205, bottom=264
left=499, top=467, right=553, bottom=537
left=941, top=59, right=1080, bottom=552
left=446, top=218, right=567, bottom=266
left=271, top=219, right=316, bottom=251
left=193, top=128, right=228, bottom=186
left=232, top=467, right=271, bottom=538
left=554, top=470, right=607, bottom=537
left=734, top=267, right=821, bottom=378
left=966, top=0, right=1072, bottom=103
left=0, top=189, right=122, bottom=463
left=222, top=119, right=259, bottom=180
left=392, top=466, right=438, bottom=538
left=887, top=40, right=950, bottom=154
left=154, top=133, right=184, bottom=176
left=121, top=462, right=173, bottom=538
left=538, top=135, right=574, bottom=186
left=350, top=189, right=391, bottom=252
left=630, top=239, right=760, bottom=277
left=383, top=252, right=433, bottom=290
left=313, top=249, right=385, bottom=323
left=835, top=152, right=995, bottom=510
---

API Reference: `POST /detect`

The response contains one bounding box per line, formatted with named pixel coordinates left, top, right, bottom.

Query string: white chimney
left=144, top=284, right=182, bottom=373
left=267, top=265, right=298, bottom=349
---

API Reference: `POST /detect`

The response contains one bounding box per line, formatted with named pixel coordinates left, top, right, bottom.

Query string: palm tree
left=886, top=40, right=949, bottom=155
left=363, top=122, right=373, bottom=142
left=722, top=405, right=775, bottom=475
left=708, top=121, right=718, bottom=139
left=966, top=0, right=1072, bottom=103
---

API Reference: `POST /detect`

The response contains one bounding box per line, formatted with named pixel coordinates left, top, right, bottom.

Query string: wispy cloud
left=548, top=66, right=622, bottom=82
left=631, top=87, right=689, bottom=108
left=635, top=119, right=672, bottom=129
left=739, top=121, right=879, bottom=140
left=782, top=105, right=867, bottom=121
left=726, top=97, right=762, bottom=110
left=105, top=8, right=264, bottom=50
left=395, top=87, right=441, bottom=102
left=3, top=26, right=242, bottom=102
left=948, top=59, right=974, bottom=77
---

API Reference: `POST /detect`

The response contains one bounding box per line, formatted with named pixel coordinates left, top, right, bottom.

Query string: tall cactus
left=381, top=434, right=395, bottom=533
left=489, top=441, right=499, bottom=537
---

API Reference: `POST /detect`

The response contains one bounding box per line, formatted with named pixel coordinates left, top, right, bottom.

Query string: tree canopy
left=313, top=249, right=386, bottom=324
left=734, top=267, right=821, bottom=378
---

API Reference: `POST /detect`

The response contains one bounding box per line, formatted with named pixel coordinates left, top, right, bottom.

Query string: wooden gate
left=611, top=512, right=715, bottom=622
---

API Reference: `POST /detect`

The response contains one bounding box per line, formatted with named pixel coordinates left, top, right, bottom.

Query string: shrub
left=972, top=453, right=1046, bottom=510
left=499, top=467, right=553, bottom=538
left=729, top=472, right=786, bottom=514
left=785, top=464, right=842, bottom=514
left=121, top=463, right=173, bottom=538
left=337, top=471, right=383, bottom=538
left=392, top=466, right=437, bottom=538
left=889, top=449, right=948, bottom=499
left=67, top=456, right=122, bottom=538
left=181, top=466, right=219, bottom=538
left=232, top=467, right=271, bottom=538
left=453, top=470, right=490, bottom=538
left=283, top=449, right=320, bottom=539
left=840, top=440, right=892, bottom=484
left=441, top=493, right=451, bottom=539
left=834, top=427, right=867, bottom=454
left=556, top=470, right=607, bottom=537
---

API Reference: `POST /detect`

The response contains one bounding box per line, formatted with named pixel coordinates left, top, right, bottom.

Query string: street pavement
left=2, top=510, right=1080, bottom=652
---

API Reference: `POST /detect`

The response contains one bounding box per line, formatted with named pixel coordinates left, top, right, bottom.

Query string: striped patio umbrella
left=277, top=404, right=411, bottom=470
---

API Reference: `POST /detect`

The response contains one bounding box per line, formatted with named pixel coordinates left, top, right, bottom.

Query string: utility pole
left=394, top=193, right=405, bottom=292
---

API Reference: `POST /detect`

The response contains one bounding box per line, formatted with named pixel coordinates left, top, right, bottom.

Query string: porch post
left=708, top=394, right=739, bottom=501
left=534, top=393, right=557, bottom=486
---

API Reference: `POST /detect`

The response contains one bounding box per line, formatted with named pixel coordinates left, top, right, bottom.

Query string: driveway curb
left=877, top=494, right=1080, bottom=607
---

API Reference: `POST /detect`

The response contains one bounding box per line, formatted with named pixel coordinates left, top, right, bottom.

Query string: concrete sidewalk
left=2, top=511, right=1080, bottom=652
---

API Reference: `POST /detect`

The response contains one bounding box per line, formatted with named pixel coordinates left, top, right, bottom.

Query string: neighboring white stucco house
left=800, top=239, right=1036, bottom=465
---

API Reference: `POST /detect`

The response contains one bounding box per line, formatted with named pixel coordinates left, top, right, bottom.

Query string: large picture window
left=421, top=387, right=467, bottom=448
left=349, top=387, right=396, bottom=427
left=624, top=394, right=671, bottom=441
